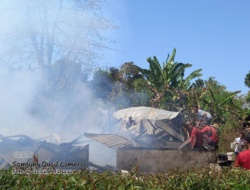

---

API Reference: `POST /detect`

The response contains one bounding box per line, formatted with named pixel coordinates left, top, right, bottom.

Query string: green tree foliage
left=90, top=64, right=151, bottom=109
left=199, top=77, right=241, bottom=123
left=244, top=70, right=250, bottom=88
left=236, top=93, right=250, bottom=126
left=171, top=68, right=202, bottom=109
left=91, top=68, right=114, bottom=100
left=138, top=48, right=202, bottom=109
left=186, top=78, right=207, bottom=108
left=190, top=78, right=206, bottom=89
left=244, top=70, right=250, bottom=114
left=246, top=91, right=250, bottom=103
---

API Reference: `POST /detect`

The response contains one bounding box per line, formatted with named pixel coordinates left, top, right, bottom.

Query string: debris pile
left=0, top=134, right=89, bottom=170
left=84, top=106, right=186, bottom=149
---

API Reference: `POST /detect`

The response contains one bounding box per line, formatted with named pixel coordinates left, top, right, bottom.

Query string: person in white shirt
left=193, top=105, right=212, bottom=124
left=234, top=132, right=246, bottom=156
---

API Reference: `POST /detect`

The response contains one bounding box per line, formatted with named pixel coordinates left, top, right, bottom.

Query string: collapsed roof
left=113, top=106, right=180, bottom=120
left=0, top=134, right=89, bottom=169
left=85, top=106, right=186, bottom=149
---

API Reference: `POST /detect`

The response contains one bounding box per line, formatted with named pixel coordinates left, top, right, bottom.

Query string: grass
left=1, top=166, right=250, bottom=190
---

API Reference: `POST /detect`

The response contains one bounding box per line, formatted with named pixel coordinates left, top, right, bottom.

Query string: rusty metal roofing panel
left=84, top=133, right=135, bottom=148
left=113, top=106, right=180, bottom=120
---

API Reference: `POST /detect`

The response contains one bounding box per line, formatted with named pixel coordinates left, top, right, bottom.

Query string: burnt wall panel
left=117, top=148, right=216, bottom=173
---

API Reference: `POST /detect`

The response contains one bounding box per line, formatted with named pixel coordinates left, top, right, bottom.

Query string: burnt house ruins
left=0, top=134, right=89, bottom=170
left=84, top=106, right=217, bottom=172
left=0, top=106, right=219, bottom=173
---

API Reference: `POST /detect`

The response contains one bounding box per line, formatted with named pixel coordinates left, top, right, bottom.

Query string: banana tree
left=184, top=79, right=207, bottom=108
left=200, top=83, right=241, bottom=123
left=171, top=68, right=203, bottom=108
left=138, top=48, right=202, bottom=108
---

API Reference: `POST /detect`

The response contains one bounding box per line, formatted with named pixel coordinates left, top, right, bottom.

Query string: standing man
left=234, top=132, right=246, bottom=157
left=235, top=132, right=250, bottom=170
left=186, top=121, right=204, bottom=149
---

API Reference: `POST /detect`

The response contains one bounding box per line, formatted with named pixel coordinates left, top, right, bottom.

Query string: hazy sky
left=103, top=0, right=250, bottom=94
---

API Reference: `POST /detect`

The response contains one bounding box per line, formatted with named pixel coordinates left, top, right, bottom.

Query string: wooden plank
left=147, top=119, right=159, bottom=135
left=155, top=120, right=184, bottom=142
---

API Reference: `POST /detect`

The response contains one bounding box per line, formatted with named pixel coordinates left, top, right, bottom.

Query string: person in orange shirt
left=235, top=132, right=250, bottom=170
left=201, top=123, right=219, bottom=150
left=186, top=121, right=204, bottom=149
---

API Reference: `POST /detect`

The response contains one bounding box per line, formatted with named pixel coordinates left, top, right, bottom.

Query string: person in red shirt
left=235, top=132, right=250, bottom=170
left=186, top=121, right=204, bottom=149
left=201, top=123, right=219, bottom=150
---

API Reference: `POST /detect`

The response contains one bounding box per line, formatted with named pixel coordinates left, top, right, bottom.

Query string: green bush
left=0, top=167, right=250, bottom=190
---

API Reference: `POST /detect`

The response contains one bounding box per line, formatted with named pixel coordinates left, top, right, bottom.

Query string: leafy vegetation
left=244, top=70, right=250, bottom=88
left=1, top=167, right=250, bottom=189
left=138, top=48, right=202, bottom=108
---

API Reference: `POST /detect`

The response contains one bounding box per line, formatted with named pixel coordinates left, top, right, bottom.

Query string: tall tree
left=89, top=65, right=151, bottom=110
left=244, top=71, right=250, bottom=103
left=0, top=0, right=116, bottom=72
left=0, top=0, right=117, bottom=130
left=244, top=70, right=250, bottom=88
left=90, top=68, right=114, bottom=100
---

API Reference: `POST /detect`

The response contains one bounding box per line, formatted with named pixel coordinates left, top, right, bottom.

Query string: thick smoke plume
left=0, top=68, right=112, bottom=138
left=0, top=0, right=117, bottom=167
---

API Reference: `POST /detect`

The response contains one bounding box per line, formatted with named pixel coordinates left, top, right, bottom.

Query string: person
left=234, top=132, right=246, bottom=157
left=192, top=105, right=212, bottom=124
left=235, top=132, right=250, bottom=170
left=201, top=123, right=219, bottom=150
left=186, top=121, right=204, bottom=149
left=196, top=121, right=207, bottom=130
left=245, top=124, right=250, bottom=133
left=125, top=116, right=137, bottom=132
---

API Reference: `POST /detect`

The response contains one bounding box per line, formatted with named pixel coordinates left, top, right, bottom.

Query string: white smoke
left=0, top=69, right=42, bottom=136
left=0, top=0, right=118, bottom=167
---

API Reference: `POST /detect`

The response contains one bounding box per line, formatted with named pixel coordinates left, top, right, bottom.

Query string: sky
left=103, top=0, right=250, bottom=95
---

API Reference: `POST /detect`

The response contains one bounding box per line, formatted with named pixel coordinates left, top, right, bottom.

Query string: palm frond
left=220, top=91, right=241, bottom=107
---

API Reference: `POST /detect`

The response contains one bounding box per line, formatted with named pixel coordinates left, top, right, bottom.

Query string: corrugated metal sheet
left=155, top=120, right=184, bottom=142
left=84, top=133, right=136, bottom=148
left=113, top=106, right=180, bottom=120
left=114, top=107, right=183, bottom=136
left=85, top=107, right=185, bottom=149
